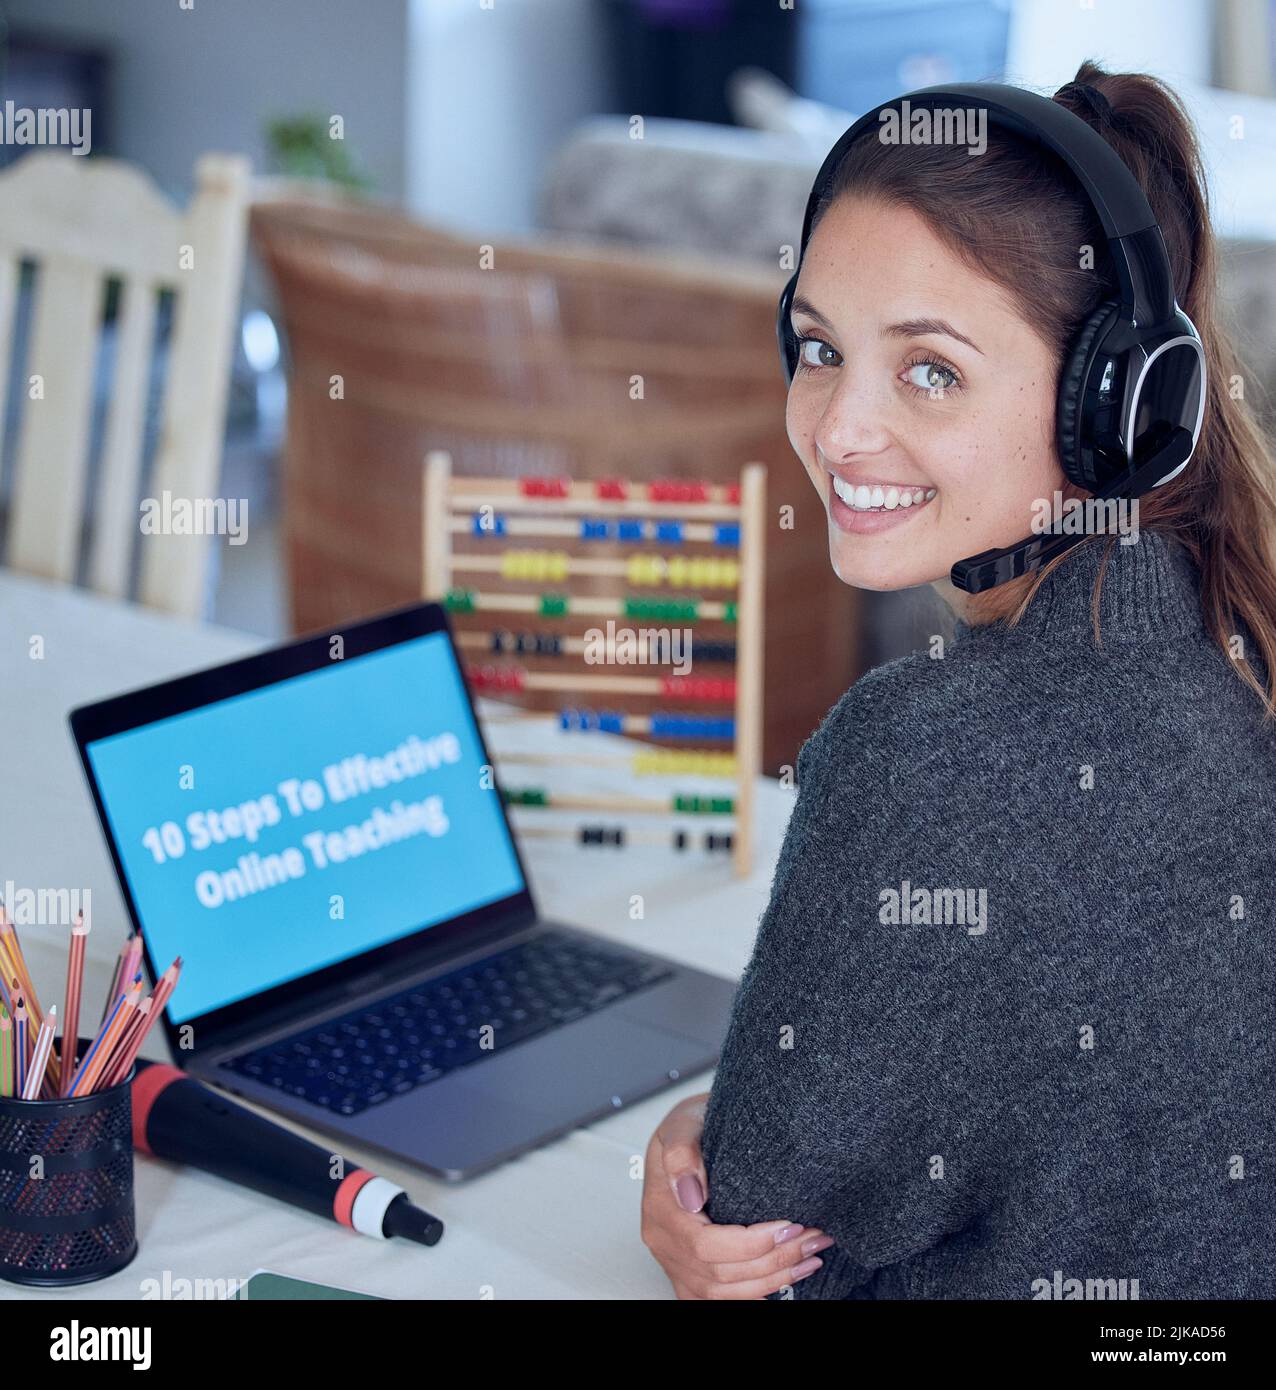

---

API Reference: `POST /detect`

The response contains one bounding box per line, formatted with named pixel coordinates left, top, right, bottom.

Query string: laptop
left=70, top=600, right=737, bottom=1180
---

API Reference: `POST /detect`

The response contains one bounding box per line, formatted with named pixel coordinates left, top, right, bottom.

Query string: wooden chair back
left=0, top=152, right=249, bottom=616
left=252, top=196, right=860, bottom=771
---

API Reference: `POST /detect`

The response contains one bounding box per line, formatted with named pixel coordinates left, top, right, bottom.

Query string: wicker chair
left=250, top=196, right=862, bottom=774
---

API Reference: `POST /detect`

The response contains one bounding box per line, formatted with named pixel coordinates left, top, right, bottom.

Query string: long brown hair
left=815, top=61, right=1276, bottom=714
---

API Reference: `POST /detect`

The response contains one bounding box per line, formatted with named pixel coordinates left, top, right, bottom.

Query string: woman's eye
left=905, top=360, right=959, bottom=393
left=797, top=337, right=841, bottom=369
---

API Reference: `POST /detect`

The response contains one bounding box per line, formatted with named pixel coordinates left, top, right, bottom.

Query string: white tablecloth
left=0, top=574, right=794, bottom=1300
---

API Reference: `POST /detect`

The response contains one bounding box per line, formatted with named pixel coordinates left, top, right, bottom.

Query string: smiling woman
left=640, top=63, right=1276, bottom=1301
left=784, top=196, right=1056, bottom=582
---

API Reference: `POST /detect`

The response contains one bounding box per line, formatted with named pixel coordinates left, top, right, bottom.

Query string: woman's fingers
left=687, top=1218, right=816, bottom=1264
left=641, top=1094, right=835, bottom=1298
left=655, top=1092, right=711, bottom=1212
left=686, top=1254, right=827, bottom=1301
left=692, top=1223, right=835, bottom=1284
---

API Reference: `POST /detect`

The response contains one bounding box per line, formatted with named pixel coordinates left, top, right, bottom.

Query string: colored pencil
left=102, top=957, right=181, bottom=1087
left=14, top=992, right=27, bottom=1097
left=70, top=980, right=141, bottom=1097
left=124, top=934, right=142, bottom=980
left=0, top=1010, right=11, bottom=1098
left=0, top=904, right=43, bottom=1024
left=67, top=982, right=128, bottom=1097
left=22, top=1006, right=56, bottom=1100
left=58, top=910, right=89, bottom=1095
left=101, top=998, right=151, bottom=1086
left=0, top=941, right=28, bottom=1023
left=100, top=934, right=134, bottom=1027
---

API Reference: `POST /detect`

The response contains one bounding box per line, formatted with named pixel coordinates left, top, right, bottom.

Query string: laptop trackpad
left=355, top=1011, right=701, bottom=1177
left=468, top=1010, right=700, bottom=1116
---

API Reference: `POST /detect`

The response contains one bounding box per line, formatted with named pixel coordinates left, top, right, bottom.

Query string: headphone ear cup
left=1057, top=301, right=1119, bottom=490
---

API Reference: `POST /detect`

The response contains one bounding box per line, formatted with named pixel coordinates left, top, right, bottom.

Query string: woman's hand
left=641, top=1091, right=834, bottom=1299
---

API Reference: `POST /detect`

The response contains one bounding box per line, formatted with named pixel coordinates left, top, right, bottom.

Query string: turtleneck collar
left=951, top=530, right=1204, bottom=647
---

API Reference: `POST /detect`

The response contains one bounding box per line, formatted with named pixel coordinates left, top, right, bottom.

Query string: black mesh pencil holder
left=0, top=1039, right=137, bottom=1286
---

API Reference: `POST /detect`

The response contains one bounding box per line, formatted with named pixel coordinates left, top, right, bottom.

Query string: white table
left=0, top=573, right=795, bottom=1300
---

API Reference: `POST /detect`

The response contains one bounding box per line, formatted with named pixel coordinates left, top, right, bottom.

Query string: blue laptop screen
left=84, top=631, right=526, bottom=1024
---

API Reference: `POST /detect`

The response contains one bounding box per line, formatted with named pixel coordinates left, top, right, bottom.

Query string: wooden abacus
left=422, top=451, right=765, bottom=876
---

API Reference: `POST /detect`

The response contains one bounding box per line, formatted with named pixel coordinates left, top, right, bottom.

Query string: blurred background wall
left=2, top=0, right=1275, bottom=758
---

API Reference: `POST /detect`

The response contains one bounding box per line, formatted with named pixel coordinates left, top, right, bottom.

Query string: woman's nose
left=812, top=371, right=894, bottom=461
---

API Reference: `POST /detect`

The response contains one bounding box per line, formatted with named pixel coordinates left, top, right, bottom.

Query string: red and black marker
left=132, top=1061, right=443, bottom=1246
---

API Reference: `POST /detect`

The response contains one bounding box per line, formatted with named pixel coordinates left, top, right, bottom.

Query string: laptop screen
left=82, top=629, right=527, bottom=1025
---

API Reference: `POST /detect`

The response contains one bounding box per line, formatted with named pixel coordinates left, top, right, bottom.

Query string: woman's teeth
left=831, top=477, right=937, bottom=511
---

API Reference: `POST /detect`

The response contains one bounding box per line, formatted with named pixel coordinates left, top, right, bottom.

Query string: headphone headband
left=794, top=82, right=1175, bottom=327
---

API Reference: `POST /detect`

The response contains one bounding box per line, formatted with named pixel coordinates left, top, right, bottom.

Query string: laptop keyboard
left=221, top=931, right=674, bottom=1117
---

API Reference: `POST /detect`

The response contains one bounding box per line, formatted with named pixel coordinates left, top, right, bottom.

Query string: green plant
left=265, top=115, right=370, bottom=190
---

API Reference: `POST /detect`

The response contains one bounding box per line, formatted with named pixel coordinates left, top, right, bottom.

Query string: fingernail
left=772, top=1224, right=801, bottom=1245
left=801, top=1235, right=835, bottom=1257
left=792, top=1256, right=823, bottom=1279
left=674, top=1175, right=705, bottom=1213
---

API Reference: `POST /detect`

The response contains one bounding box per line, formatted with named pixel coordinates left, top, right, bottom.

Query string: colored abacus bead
left=632, top=751, right=738, bottom=776
left=617, top=519, right=644, bottom=542
left=649, top=713, right=736, bottom=740
left=520, top=476, right=570, bottom=498
left=504, top=786, right=550, bottom=806
left=714, top=523, right=740, bottom=546
left=624, top=597, right=699, bottom=621
left=692, top=640, right=736, bottom=663
left=670, top=557, right=736, bottom=588
left=626, top=555, right=664, bottom=585
left=468, top=664, right=527, bottom=693
left=579, top=824, right=625, bottom=846
left=660, top=676, right=737, bottom=701
left=650, top=479, right=711, bottom=504
left=502, top=549, right=570, bottom=581
left=596, top=479, right=629, bottom=500
left=540, top=593, right=569, bottom=617
left=445, top=588, right=476, bottom=613
left=672, top=794, right=736, bottom=814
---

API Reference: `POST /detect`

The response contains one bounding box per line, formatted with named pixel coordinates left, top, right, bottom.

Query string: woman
left=641, top=63, right=1276, bottom=1299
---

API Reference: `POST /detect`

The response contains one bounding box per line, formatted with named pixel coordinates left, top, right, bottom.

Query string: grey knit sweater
left=701, top=529, right=1276, bottom=1299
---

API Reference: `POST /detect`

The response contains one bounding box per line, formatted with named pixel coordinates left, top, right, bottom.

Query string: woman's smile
left=827, top=469, right=938, bottom=533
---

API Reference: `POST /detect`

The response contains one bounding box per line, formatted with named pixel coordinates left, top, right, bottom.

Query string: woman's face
left=786, top=196, right=1065, bottom=593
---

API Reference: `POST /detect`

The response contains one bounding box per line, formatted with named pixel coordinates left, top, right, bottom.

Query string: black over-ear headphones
left=777, top=81, right=1207, bottom=593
